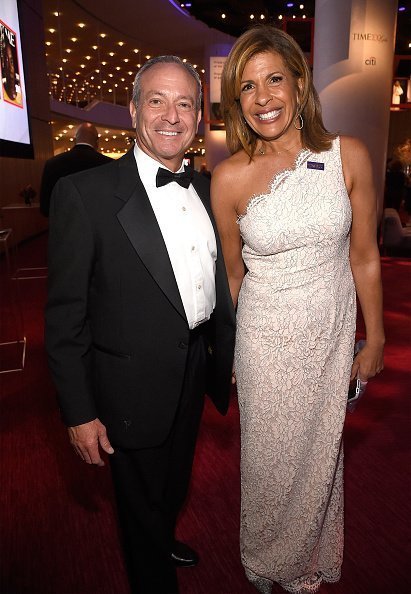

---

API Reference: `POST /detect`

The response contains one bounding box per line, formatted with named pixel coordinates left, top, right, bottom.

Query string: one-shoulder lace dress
left=235, top=137, right=356, bottom=594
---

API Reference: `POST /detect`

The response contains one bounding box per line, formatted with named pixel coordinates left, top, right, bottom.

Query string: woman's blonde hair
left=221, top=25, right=335, bottom=157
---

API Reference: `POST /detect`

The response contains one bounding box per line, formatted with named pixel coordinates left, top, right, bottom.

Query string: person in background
left=211, top=26, right=384, bottom=594
left=199, top=162, right=211, bottom=179
left=45, top=55, right=235, bottom=594
left=39, top=122, right=111, bottom=216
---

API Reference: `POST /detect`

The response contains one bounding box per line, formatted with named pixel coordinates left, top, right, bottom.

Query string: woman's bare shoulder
left=213, top=150, right=252, bottom=183
left=340, top=135, right=370, bottom=163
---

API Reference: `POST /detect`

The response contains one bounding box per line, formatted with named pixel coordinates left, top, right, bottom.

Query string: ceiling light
left=53, top=11, right=59, bottom=16
left=68, top=124, right=74, bottom=129
left=109, top=73, right=113, bottom=77
left=133, top=48, right=139, bottom=53
left=62, top=58, right=68, bottom=63
left=300, top=3, right=304, bottom=8
left=109, top=52, right=115, bottom=57
left=100, top=33, right=106, bottom=38
left=145, top=55, right=151, bottom=60
left=250, top=14, right=255, bottom=19
left=118, top=41, right=124, bottom=46
left=124, top=58, right=129, bottom=62
left=260, top=14, right=265, bottom=19
left=101, top=61, right=107, bottom=65
left=116, top=66, right=121, bottom=71
left=92, top=45, right=98, bottom=50
left=86, top=56, right=91, bottom=60
left=71, top=38, right=77, bottom=42
left=221, top=13, right=226, bottom=19
left=78, top=23, right=86, bottom=28
left=128, top=71, right=133, bottom=75
left=65, top=48, right=71, bottom=53
left=278, top=14, right=283, bottom=20
left=80, top=64, right=85, bottom=68
left=49, top=28, right=55, bottom=33
left=45, top=41, right=52, bottom=46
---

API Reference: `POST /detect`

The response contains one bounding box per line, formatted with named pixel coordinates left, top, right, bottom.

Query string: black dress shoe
left=170, top=541, right=199, bottom=567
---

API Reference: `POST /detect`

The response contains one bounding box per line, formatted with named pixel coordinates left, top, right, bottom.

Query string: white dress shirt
left=133, top=144, right=216, bottom=329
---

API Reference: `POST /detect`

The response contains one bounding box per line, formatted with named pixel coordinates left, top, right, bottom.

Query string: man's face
left=130, top=63, right=201, bottom=171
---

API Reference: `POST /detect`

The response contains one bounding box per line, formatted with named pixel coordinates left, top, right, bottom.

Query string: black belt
left=189, top=320, right=211, bottom=341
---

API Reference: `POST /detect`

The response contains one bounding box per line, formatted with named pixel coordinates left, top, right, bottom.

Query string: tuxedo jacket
left=45, top=149, right=236, bottom=449
left=40, top=144, right=111, bottom=217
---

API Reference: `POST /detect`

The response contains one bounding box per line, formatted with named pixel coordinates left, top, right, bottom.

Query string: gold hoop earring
left=294, top=114, right=304, bottom=130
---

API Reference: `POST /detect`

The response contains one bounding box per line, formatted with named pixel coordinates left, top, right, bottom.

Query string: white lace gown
left=235, top=137, right=356, bottom=594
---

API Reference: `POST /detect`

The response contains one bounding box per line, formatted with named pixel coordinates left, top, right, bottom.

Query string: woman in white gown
left=211, top=26, right=384, bottom=594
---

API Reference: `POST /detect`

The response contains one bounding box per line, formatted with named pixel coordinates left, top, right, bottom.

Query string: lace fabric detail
left=236, top=136, right=354, bottom=593
left=236, top=148, right=312, bottom=224
left=245, top=565, right=340, bottom=594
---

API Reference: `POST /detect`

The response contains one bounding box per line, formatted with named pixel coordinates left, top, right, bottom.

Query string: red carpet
left=0, top=234, right=410, bottom=594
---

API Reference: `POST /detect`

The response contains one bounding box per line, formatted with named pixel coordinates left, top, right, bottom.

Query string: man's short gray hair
left=131, top=55, right=202, bottom=111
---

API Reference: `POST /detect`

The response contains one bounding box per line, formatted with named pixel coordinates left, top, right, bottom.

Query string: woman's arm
left=341, top=136, right=385, bottom=381
left=211, top=161, right=245, bottom=308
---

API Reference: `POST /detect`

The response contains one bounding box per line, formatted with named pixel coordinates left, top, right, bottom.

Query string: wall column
left=313, top=0, right=398, bottom=211
left=203, top=43, right=232, bottom=172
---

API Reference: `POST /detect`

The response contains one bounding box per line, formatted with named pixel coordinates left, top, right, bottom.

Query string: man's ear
left=196, top=109, right=202, bottom=132
left=129, top=101, right=136, bottom=127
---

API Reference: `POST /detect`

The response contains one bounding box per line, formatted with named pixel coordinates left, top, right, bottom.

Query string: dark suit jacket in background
left=40, top=144, right=111, bottom=217
left=45, top=149, right=235, bottom=449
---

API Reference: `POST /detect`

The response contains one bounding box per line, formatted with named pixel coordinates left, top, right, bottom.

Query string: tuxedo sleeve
left=45, top=176, right=97, bottom=426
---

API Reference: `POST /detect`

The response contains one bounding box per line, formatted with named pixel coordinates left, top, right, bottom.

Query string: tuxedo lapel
left=115, top=151, right=186, bottom=322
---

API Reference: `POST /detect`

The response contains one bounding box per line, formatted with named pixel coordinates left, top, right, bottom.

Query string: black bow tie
left=156, top=167, right=193, bottom=189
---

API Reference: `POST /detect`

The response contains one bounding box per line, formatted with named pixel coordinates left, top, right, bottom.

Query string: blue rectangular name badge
left=307, top=161, right=324, bottom=170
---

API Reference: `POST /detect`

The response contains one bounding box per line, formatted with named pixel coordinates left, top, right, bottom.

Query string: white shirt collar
left=133, top=143, right=185, bottom=189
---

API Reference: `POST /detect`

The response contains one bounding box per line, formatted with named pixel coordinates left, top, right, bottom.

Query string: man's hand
left=68, top=418, right=114, bottom=466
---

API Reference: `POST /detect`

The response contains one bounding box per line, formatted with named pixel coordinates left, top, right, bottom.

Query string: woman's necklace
left=258, top=141, right=301, bottom=156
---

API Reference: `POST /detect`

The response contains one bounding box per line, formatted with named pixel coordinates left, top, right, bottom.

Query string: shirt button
left=197, top=284, right=202, bottom=290
left=182, top=206, right=187, bottom=212
left=191, top=246, right=196, bottom=252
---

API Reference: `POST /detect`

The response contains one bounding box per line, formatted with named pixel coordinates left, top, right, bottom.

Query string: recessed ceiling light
left=78, top=23, right=86, bottom=28
left=92, top=45, right=98, bottom=50
left=49, top=28, right=56, bottom=33
left=118, top=41, right=124, bottom=46
left=100, top=33, right=106, bottom=38
left=71, top=37, right=78, bottom=42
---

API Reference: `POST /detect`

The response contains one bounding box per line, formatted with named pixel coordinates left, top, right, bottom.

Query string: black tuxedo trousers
left=110, top=328, right=207, bottom=594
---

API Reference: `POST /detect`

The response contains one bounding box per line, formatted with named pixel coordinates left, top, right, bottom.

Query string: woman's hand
left=350, top=342, right=384, bottom=381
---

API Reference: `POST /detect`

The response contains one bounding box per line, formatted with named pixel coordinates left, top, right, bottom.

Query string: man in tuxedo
left=39, top=122, right=111, bottom=216
left=45, top=56, right=235, bottom=594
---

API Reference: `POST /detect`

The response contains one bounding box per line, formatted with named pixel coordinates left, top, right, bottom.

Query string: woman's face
left=239, top=51, right=300, bottom=140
